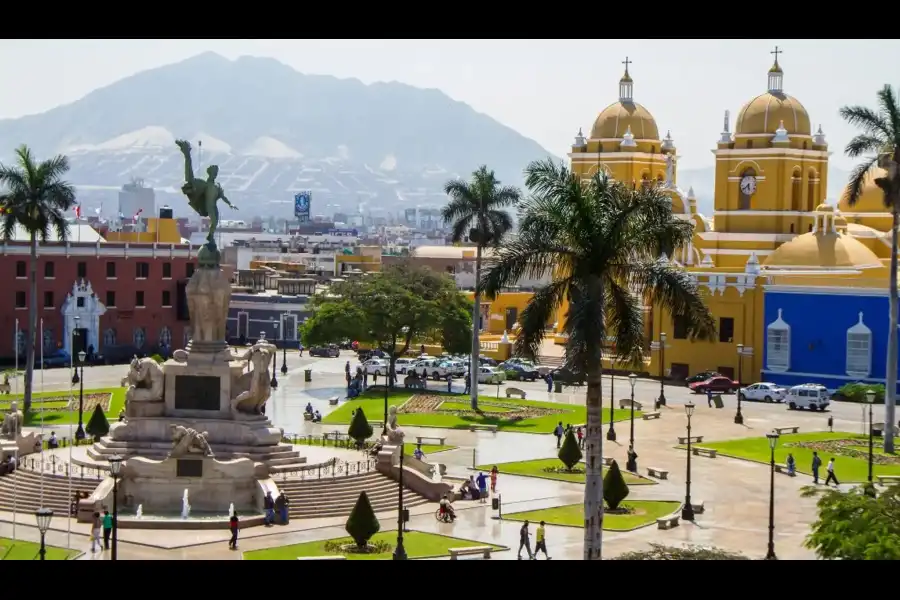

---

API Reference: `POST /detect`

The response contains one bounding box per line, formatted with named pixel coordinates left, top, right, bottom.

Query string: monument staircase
left=0, top=469, right=101, bottom=516
left=279, top=470, right=430, bottom=519
left=538, top=355, right=564, bottom=368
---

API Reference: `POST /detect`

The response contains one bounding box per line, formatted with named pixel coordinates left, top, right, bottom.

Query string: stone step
left=276, top=472, right=385, bottom=491
left=1, top=471, right=101, bottom=491
left=290, top=497, right=430, bottom=518
left=282, top=484, right=404, bottom=504
left=96, top=439, right=303, bottom=456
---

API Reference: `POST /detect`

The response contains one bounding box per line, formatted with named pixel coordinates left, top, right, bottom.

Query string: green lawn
left=286, top=435, right=455, bottom=456
left=322, top=390, right=634, bottom=434
left=476, top=458, right=654, bottom=485
left=12, top=387, right=126, bottom=427
left=243, top=530, right=505, bottom=560
left=504, top=501, right=681, bottom=531
left=0, top=537, right=79, bottom=560
left=698, top=431, right=900, bottom=483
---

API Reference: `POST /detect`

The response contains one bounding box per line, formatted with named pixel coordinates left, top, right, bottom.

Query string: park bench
left=773, top=463, right=796, bottom=477
left=773, top=426, right=799, bottom=435
left=642, top=412, right=660, bottom=420
left=691, top=447, right=717, bottom=458
left=647, top=467, right=669, bottom=480
left=468, top=424, right=498, bottom=433
left=328, top=396, right=340, bottom=406
left=505, top=387, right=527, bottom=400
left=677, top=436, right=704, bottom=445
left=618, top=399, right=643, bottom=410
left=876, top=475, right=900, bottom=485
left=656, top=514, right=680, bottom=530
left=415, top=436, right=447, bottom=446
left=449, top=546, right=494, bottom=560
left=296, top=556, right=346, bottom=560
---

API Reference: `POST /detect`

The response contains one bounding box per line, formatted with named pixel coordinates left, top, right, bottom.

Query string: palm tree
left=840, top=85, right=900, bottom=453
left=442, top=166, right=520, bottom=410
left=482, top=160, right=715, bottom=559
left=0, top=146, right=76, bottom=412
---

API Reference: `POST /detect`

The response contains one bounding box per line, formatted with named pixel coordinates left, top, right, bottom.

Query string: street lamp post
left=867, top=389, right=876, bottom=487
left=75, top=350, right=86, bottom=441
left=281, top=344, right=288, bottom=375
left=682, top=402, right=695, bottom=521
left=607, top=362, right=616, bottom=441
left=657, top=332, right=667, bottom=407
left=270, top=324, right=279, bottom=390
left=734, top=343, right=745, bottom=425
left=627, top=373, right=638, bottom=472
left=35, top=508, right=53, bottom=560
left=765, top=432, right=779, bottom=560
left=393, top=449, right=408, bottom=560
left=108, top=455, right=123, bottom=560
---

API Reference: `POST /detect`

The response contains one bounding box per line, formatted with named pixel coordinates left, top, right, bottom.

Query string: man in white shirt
left=824, top=457, right=839, bottom=486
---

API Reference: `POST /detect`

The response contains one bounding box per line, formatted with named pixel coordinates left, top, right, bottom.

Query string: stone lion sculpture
left=122, top=356, right=165, bottom=406
left=384, top=405, right=405, bottom=444
left=1, top=401, right=22, bottom=440
left=169, top=424, right=214, bottom=458
left=231, top=341, right=276, bottom=416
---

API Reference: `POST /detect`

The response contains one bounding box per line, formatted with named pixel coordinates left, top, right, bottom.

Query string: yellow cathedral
left=553, top=51, right=896, bottom=387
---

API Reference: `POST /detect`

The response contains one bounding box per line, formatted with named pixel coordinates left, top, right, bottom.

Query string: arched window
left=159, top=326, right=172, bottom=348
left=133, top=327, right=146, bottom=349
left=766, top=309, right=790, bottom=372
left=104, top=329, right=117, bottom=347
left=791, top=168, right=801, bottom=211
left=641, top=173, right=651, bottom=190
left=42, top=329, right=54, bottom=354
left=739, top=168, right=756, bottom=210
left=846, top=312, right=872, bottom=378
left=807, top=169, right=818, bottom=211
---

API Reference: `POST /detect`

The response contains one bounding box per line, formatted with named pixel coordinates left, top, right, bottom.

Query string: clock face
left=740, top=175, right=757, bottom=196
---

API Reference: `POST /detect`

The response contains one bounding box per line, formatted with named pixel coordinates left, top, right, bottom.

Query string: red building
left=1, top=230, right=197, bottom=362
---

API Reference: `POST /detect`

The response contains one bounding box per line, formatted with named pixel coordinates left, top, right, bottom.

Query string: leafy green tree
left=558, top=429, right=582, bottom=471
left=345, top=491, right=381, bottom=549
left=603, top=460, right=630, bottom=510
left=85, top=404, right=110, bottom=441
left=802, top=483, right=900, bottom=560
left=442, top=166, right=520, bottom=410
left=348, top=407, right=373, bottom=445
left=840, top=86, right=900, bottom=452
left=302, top=263, right=471, bottom=385
left=0, top=146, right=77, bottom=412
left=613, top=543, right=749, bottom=561
left=482, top=160, right=715, bottom=560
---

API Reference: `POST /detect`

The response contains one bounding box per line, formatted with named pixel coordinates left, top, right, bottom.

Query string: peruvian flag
left=73, top=205, right=82, bottom=219
left=133, top=208, right=143, bottom=223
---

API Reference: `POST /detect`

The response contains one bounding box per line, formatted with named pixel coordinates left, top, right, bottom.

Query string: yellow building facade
left=553, top=52, right=894, bottom=382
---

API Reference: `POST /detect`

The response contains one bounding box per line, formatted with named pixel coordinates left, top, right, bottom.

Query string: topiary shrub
left=834, top=382, right=885, bottom=403
left=85, top=404, right=110, bottom=441
left=603, top=459, right=630, bottom=510
left=150, top=354, right=164, bottom=364
left=348, top=407, right=374, bottom=445
left=558, top=429, right=583, bottom=471
left=612, top=543, right=750, bottom=560
left=345, top=491, right=380, bottom=549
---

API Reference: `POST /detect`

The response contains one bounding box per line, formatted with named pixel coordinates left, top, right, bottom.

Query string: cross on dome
left=622, top=56, right=632, bottom=74
left=768, top=45, right=784, bottom=92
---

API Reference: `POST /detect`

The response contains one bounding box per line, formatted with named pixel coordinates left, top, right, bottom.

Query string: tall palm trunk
left=583, top=362, right=605, bottom=560
left=470, top=244, right=482, bottom=410
left=885, top=208, right=899, bottom=453
left=24, top=235, right=37, bottom=412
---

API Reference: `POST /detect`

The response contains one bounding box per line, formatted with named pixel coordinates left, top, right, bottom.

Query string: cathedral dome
left=838, top=168, right=888, bottom=213
left=734, top=51, right=811, bottom=136
left=589, top=59, right=660, bottom=141
left=763, top=231, right=883, bottom=270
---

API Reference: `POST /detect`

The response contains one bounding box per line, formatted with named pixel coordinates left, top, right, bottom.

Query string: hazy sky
left=0, top=39, right=894, bottom=169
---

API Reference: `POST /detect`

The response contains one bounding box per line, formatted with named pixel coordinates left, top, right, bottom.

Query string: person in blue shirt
left=475, top=472, right=488, bottom=504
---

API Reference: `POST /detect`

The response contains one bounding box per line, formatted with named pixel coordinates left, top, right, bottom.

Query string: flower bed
left=399, top=394, right=562, bottom=422
left=787, top=438, right=900, bottom=466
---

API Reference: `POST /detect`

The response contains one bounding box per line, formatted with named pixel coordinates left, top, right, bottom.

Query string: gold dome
left=838, top=168, right=888, bottom=213
left=763, top=231, right=883, bottom=270
left=815, top=203, right=834, bottom=212
left=735, top=92, right=811, bottom=136
left=590, top=101, right=660, bottom=140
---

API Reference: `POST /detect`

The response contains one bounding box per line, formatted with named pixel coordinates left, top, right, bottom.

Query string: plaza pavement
left=8, top=349, right=878, bottom=559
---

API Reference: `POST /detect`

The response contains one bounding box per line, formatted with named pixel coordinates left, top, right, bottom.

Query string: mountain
left=0, top=52, right=557, bottom=218
left=677, top=165, right=853, bottom=217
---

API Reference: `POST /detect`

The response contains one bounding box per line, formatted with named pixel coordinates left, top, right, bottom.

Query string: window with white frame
left=846, top=312, right=872, bottom=377
left=766, top=309, right=790, bottom=372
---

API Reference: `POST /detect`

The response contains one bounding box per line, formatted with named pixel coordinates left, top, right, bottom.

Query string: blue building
left=762, top=285, right=895, bottom=393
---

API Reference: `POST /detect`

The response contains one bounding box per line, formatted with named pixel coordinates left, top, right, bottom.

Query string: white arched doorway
left=61, top=279, right=107, bottom=356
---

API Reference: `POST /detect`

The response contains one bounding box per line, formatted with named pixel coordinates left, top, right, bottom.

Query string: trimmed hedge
left=834, top=382, right=885, bottom=404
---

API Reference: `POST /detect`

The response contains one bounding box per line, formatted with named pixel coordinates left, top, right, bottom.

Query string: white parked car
left=477, top=366, right=506, bottom=384
left=738, top=382, right=787, bottom=403
left=786, top=383, right=831, bottom=411
left=394, top=358, right=416, bottom=374
left=440, top=360, right=467, bottom=377
left=363, top=358, right=389, bottom=376
left=414, top=359, right=450, bottom=380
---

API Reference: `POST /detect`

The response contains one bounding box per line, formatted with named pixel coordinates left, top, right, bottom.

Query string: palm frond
left=876, top=84, right=900, bottom=141
left=840, top=105, right=893, bottom=141
left=842, top=156, right=880, bottom=207
left=603, top=279, right=645, bottom=366
left=513, top=278, right=568, bottom=361
left=562, top=277, right=605, bottom=374
left=845, top=134, right=887, bottom=159
left=625, top=259, right=716, bottom=341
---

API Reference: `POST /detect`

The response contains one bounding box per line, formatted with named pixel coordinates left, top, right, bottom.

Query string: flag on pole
left=74, top=205, right=82, bottom=219
left=133, top=208, right=143, bottom=223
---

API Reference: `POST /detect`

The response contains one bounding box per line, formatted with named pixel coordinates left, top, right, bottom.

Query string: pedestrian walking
left=476, top=471, right=488, bottom=503
left=827, top=415, right=833, bottom=432
left=707, top=389, right=713, bottom=408
left=277, top=492, right=290, bottom=524
left=228, top=514, right=239, bottom=550
left=464, top=372, right=471, bottom=395
left=102, top=509, right=113, bottom=550
left=553, top=422, right=564, bottom=449
left=811, top=451, right=822, bottom=484
left=518, top=520, right=534, bottom=560
left=576, top=427, right=584, bottom=449
left=824, top=457, right=840, bottom=486
left=534, top=520, right=551, bottom=559
left=546, top=373, right=554, bottom=394
left=626, top=444, right=638, bottom=473
left=90, top=512, right=102, bottom=553
left=490, top=466, right=498, bottom=493
left=264, top=491, right=276, bottom=526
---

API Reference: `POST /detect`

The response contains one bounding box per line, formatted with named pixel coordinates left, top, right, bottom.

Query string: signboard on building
left=294, top=192, right=311, bottom=222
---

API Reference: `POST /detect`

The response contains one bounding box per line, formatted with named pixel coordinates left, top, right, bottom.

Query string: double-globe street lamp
left=626, top=373, right=638, bottom=472
left=35, top=507, right=53, bottom=560
left=867, top=389, right=876, bottom=488
left=734, top=343, right=751, bottom=425
left=682, top=402, right=695, bottom=522
left=108, top=455, right=123, bottom=560
left=765, top=431, right=779, bottom=560
left=72, top=348, right=87, bottom=441
left=270, top=323, right=279, bottom=390
left=393, top=448, right=408, bottom=560
left=654, top=332, right=667, bottom=407
left=607, top=360, right=617, bottom=442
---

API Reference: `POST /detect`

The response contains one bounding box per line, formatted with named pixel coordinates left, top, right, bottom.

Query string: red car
left=689, top=376, right=739, bottom=394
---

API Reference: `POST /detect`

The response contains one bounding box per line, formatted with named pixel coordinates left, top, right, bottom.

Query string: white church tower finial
left=768, top=45, right=784, bottom=93
left=619, top=57, right=634, bottom=102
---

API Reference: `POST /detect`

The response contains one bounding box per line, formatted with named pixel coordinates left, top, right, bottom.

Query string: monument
left=77, top=142, right=303, bottom=524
